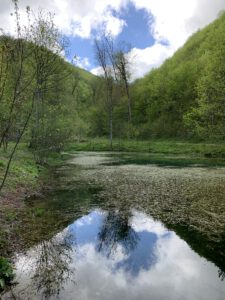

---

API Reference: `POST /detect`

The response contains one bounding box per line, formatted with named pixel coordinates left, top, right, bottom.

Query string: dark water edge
left=2, top=152, right=225, bottom=300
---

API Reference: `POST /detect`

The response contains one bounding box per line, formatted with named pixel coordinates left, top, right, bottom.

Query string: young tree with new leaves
left=0, top=0, right=69, bottom=190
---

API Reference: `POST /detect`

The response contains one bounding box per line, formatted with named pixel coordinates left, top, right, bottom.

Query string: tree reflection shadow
left=29, top=230, right=75, bottom=299
left=96, top=207, right=139, bottom=257
left=218, top=269, right=225, bottom=281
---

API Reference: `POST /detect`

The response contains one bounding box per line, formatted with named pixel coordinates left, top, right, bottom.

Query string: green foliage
left=28, top=207, right=46, bottom=217
left=0, top=257, right=14, bottom=291
left=0, top=1, right=98, bottom=189
left=128, top=12, right=225, bottom=140
left=5, top=210, right=17, bottom=222
left=184, top=33, right=225, bottom=139
left=0, top=143, right=39, bottom=190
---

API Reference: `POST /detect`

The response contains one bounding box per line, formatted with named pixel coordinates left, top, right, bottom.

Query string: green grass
left=0, top=144, right=66, bottom=292
left=65, top=138, right=225, bottom=167
left=0, top=143, right=68, bottom=194
left=0, top=143, right=39, bottom=192
left=66, top=138, right=225, bottom=157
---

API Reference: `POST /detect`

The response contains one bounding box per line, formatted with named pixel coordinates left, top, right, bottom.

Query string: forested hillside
left=85, top=12, right=225, bottom=141
left=129, top=12, right=225, bottom=139
left=0, top=36, right=95, bottom=157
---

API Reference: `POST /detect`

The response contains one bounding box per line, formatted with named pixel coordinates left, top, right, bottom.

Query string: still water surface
left=10, top=152, right=225, bottom=299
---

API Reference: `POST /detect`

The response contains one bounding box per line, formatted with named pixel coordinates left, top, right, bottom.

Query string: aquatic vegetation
left=0, top=257, right=14, bottom=291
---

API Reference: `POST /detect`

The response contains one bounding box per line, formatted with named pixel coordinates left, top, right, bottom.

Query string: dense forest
left=130, top=11, right=225, bottom=140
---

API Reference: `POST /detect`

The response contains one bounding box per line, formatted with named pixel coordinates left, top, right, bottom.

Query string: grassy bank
left=0, top=143, right=66, bottom=195
left=0, top=143, right=66, bottom=250
left=67, top=138, right=225, bottom=156
left=0, top=143, right=40, bottom=194
left=66, top=138, right=225, bottom=167
left=0, top=144, right=65, bottom=292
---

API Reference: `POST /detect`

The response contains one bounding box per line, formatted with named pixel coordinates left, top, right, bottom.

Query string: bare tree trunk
left=114, top=48, right=132, bottom=129
left=95, top=37, right=115, bottom=150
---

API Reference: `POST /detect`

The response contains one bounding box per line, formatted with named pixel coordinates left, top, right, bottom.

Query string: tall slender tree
left=95, top=36, right=114, bottom=149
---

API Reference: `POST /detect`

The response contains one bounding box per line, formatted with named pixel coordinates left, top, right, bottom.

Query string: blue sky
left=115, top=3, right=154, bottom=49
left=1, top=0, right=225, bottom=80
left=68, top=3, right=155, bottom=71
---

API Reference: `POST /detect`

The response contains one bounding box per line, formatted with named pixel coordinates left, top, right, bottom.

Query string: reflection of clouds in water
left=67, top=211, right=225, bottom=300
left=132, top=211, right=168, bottom=235
left=71, top=210, right=169, bottom=277
left=13, top=210, right=225, bottom=300
left=69, top=152, right=118, bottom=166
left=67, top=232, right=225, bottom=300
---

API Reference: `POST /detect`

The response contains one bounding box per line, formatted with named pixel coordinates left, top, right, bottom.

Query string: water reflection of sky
left=68, top=210, right=169, bottom=277
left=13, top=210, right=225, bottom=300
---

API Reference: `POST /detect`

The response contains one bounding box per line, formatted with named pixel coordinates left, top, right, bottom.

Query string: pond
left=5, top=152, right=225, bottom=299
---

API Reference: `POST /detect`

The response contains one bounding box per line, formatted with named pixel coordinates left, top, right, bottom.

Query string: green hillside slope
left=131, top=12, right=225, bottom=140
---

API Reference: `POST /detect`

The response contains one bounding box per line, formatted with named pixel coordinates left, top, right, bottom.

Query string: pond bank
left=0, top=145, right=64, bottom=292
left=67, top=138, right=225, bottom=160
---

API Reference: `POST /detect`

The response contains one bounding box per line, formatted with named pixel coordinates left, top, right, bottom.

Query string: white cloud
left=1, top=0, right=225, bottom=78
left=0, top=0, right=128, bottom=38
left=131, top=0, right=197, bottom=49
left=90, top=66, right=104, bottom=77
left=128, top=43, right=173, bottom=81
left=131, top=210, right=168, bottom=235
left=103, top=13, right=127, bottom=38
left=128, top=0, right=225, bottom=78
left=75, top=56, right=91, bottom=69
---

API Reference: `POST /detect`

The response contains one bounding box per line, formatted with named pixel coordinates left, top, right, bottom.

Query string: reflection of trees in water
left=97, top=208, right=139, bottom=257
left=218, top=269, right=225, bottom=281
left=30, top=230, right=75, bottom=299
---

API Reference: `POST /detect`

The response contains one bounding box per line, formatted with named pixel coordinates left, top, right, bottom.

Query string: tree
left=114, top=46, right=132, bottom=124
left=24, top=10, right=69, bottom=163
left=95, top=36, right=115, bottom=149
left=0, top=1, right=35, bottom=191
left=0, top=0, right=70, bottom=190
